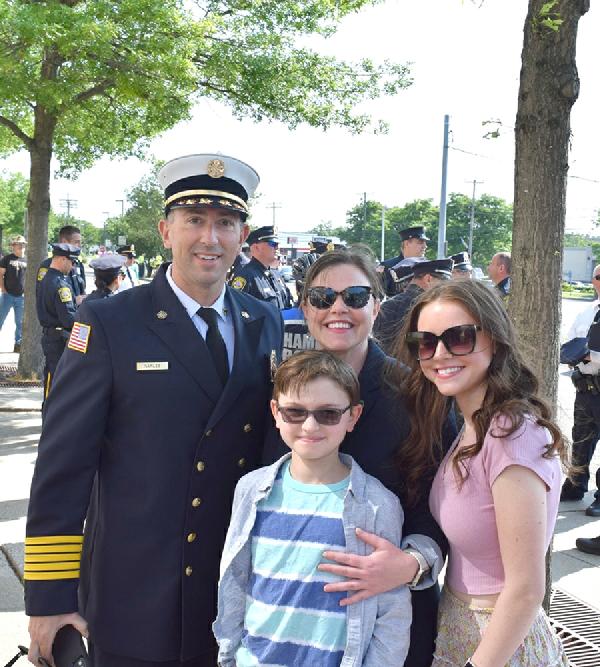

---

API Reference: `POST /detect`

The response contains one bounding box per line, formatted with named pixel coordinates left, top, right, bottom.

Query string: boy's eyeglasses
left=406, top=324, right=482, bottom=361
left=306, top=286, right=372, bottom=310
left=276, top=404, right=352, bottom=425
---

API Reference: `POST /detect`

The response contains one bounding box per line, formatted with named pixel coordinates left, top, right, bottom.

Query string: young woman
left=263, top=246, right=456, bottom=667
left=395, top=280, right=569, bottom=667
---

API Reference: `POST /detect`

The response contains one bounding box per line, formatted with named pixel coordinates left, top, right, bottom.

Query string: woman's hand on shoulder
left=318, top=528, right=419, bottom=605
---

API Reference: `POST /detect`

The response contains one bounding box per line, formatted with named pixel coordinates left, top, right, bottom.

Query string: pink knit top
left=429, top=416, right=562, bottom=595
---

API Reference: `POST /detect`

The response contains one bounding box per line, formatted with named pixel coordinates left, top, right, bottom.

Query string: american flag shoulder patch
left=67, top=322, right=91, bottom=354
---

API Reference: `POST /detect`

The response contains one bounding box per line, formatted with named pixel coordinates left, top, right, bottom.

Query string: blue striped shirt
left=236, top=460, right=349, bottom=667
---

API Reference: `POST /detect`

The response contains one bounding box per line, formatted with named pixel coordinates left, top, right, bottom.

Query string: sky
left=1, top=0, right=599, bottom=236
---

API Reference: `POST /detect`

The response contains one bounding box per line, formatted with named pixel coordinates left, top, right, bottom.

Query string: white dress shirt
left=165, top=265, right=235, bottom=370
left=565, top=299, right=600, bottom=375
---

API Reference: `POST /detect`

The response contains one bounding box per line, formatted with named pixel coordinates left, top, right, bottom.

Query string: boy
left=214, top=350, right=411, bottom=666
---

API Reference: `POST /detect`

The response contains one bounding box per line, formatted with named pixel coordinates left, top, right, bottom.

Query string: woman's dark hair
left=94, top=269, right=120, bottom=292
left=389, top=280, right=568, bottom=494
left=301, top=245, right=384, bottom=302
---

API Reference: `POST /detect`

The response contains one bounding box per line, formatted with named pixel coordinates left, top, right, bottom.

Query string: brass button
left=196, top=461, right=205, bottom=472
left=237, top=458, right=246, bottom=468
left=185, top=566, right=193, bottom=576
left=243, top=423, right=252, bottom=433
left=192, top=497, right=202, bottom=508
left=187, top=532, right=197, bottom=543
left=205, top=429, right=212, bottom=437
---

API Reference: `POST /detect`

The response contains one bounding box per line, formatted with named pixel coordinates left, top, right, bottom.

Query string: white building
left=563, top=246, right=594, bottom=283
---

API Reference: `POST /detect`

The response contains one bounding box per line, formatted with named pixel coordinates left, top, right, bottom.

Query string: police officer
left=379, top=226, right=429, bottom=296
left=26, top=154, right=283, bottom=667
left=116, top=244, right=138, bottom=291
left=373, top=258, right=453, bottom=354
left=37, top=225, right=86, bottom=304
left=86, top=254, right=127, bottom=301
left=36, top=243, right=80, bottom=399
left=450, top=251, right=473, bottom=280
left=229, top=225, right=292, bottom=309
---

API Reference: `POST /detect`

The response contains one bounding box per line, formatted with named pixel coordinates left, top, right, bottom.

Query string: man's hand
left=28, top=613, right=88, bottom=666
left=317, top=528, right=419, bottom=606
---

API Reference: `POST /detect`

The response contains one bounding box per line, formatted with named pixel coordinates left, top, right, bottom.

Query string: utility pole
left=60, top=194, right=78, bottom=219
left=362, top=192, right=367, bottom=231
left=437, top=115, right=450, bottom=259
left=466, top=179, right=484, bottom=258
left=267, top=202, right=282, bottom=227
left=380, top=206, right=386, bottom=261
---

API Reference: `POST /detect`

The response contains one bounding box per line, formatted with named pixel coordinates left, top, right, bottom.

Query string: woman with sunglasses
left=395, top=280, right=570, bottom=667
left=264, top=246, right=457, bottom=667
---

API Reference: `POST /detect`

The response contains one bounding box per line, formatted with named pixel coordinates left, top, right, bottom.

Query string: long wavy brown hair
left=388, top=280, right=569, bottom=496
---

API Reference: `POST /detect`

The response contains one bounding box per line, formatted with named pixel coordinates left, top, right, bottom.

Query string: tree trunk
left=18, top=113, right=56, bottom=379
left=511, top=0, right=590, bottom=612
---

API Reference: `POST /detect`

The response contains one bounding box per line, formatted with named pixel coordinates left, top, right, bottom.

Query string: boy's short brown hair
left=273, top=350, right=360, bottom=405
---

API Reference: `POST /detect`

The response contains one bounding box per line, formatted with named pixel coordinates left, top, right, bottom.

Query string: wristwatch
left=404, top=548, right=430, bottom=588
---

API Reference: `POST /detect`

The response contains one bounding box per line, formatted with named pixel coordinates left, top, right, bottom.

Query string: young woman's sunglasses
left=276, top=404, right=352, bottom=425
left=406, top=324, right=482, bottom=361
left=305, top=286, right=372, bottom=310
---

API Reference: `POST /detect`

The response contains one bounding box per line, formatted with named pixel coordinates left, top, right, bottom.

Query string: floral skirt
left=431, top=586, right=571, bottom=666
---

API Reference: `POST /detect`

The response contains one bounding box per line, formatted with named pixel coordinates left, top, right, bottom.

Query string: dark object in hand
left=38, top=626, right=89, bottom=667
left=560, top=337, right=589, bottom=366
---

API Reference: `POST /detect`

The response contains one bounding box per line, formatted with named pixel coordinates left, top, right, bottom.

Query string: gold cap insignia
left=241, top=310, right=250, bottom=319
left=156, top=310, right=168, bottom=319
left=207, top=159, right=225, bottom=179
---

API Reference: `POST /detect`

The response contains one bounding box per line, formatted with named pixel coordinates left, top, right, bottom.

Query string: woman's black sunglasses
left=406, top=324, right=482, bottom=361
left=276, top=404, right=352, bottom=425
left=305, top=286, right=372, bottom=310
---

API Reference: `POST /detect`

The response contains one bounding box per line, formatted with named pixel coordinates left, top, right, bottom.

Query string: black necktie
left=197, top=307, right=229, bottom=386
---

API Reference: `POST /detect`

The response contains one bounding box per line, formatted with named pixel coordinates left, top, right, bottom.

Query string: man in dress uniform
left=37, top=225, right=87, bottom=305
left=25, top=154, right=283, bottom=667
left=36, top=243, right=80, bottom=400
left=450, top=251, right=473, bottom=280
left=373, top=258, right=453, bottom=354
left=229, top=225, right=292, bottom=309
left=379, top=225, right=429, bottom=296
left=116, top=244, right=138, bottom=291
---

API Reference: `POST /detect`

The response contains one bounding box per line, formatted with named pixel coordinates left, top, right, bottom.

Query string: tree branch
left=0, top=114, right=33, bottom=149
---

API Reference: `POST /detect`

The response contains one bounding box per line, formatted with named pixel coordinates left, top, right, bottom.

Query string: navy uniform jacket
left=84, top=287, right=113, bottom=302
left=372, top=283, right=423, bottom=354
left=229, top=256, right=292, bottom=309
left=36, top=268, right=77, bottom=330
left=263, top=340, right=456, bottom=667
left=25, top=264, right=283, bottom=662
left=38, top=256, right=86, bottom=299
left=380, top=253, right=404, bottom=297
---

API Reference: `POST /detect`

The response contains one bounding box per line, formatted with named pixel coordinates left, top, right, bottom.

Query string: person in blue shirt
left=214, top=350, right=411, bottom=666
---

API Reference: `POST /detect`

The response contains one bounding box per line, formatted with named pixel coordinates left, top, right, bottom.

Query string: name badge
left=136, top=361, right=169, bottom=371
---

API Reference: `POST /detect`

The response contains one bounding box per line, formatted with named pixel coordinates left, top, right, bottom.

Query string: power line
left=59, top=194, right=78, bottom=218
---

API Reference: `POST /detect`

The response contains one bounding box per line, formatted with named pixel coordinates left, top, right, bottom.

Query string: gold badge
left=156, top=310, right=168, bottom=319
left=232, top=277, right=247, bottom=291
left=58, top=287, right=73, bottom=303
left=241, top=310, right=250, bottom=319
left=207, top=159, right=225, bottom=178
left=37, top=267, right=48, bottom=282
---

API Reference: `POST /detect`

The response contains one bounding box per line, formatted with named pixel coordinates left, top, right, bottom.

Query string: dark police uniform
left=25, top=154, right=284, bottom=666
left=379, top=226, right=429, bottom=297
left=264, top=341, right=457, bottom=667
left=37, top=256, right=86, bottom=301
left=86, top=254, right=127, bottom=302
left=36, top=245, right=80, bottom=399
left=229, top=226, right=292, bottom=309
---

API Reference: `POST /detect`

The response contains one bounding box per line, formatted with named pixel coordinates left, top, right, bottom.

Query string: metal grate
left=550, top=588, right=600, bottom=666
left=0, top=362, right=42, bottom=388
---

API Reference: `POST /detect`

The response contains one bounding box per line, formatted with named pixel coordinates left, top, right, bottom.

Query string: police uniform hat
left=246, top=226, right=278, bottom=246
left=117, top=244, right=136, bottom=258
left=90, top=254, right=127, bottom=279
left=158, top=153, right=259, bottom=220
left=10, top=234, right=27, bottom=245
left=392, top=256, right=427, bottom=283
left=399, top=226, right=429, bottom=242
left=450, top=251, right=472, bottom=271
left=308, top=239, right=331, bottom=254
left=412, top=258, right=453, bottom=280
left=52, top=243, right=80, bottom=260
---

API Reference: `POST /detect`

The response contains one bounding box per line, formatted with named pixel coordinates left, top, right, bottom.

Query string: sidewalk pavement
left=0, top=305, right=599, bottom=657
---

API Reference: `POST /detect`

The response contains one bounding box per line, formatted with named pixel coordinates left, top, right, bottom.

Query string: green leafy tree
left=0, top=0, right=412, bottom=377
left=386, top=198, right=439, bottom=258
left=0, top=171, right=28, bottom=249
left=340, top=199, right=393, bottom=258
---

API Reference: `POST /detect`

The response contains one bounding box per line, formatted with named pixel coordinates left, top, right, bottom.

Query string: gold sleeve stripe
left=24, top=562, right=82, bottom=572
left=25, top=545, right=83, bottom=554
left=25, top=554, right=81, bottom=563
left=25, top=535, right=83, bottom=545
left=24, top=570, right=80, bottom=581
